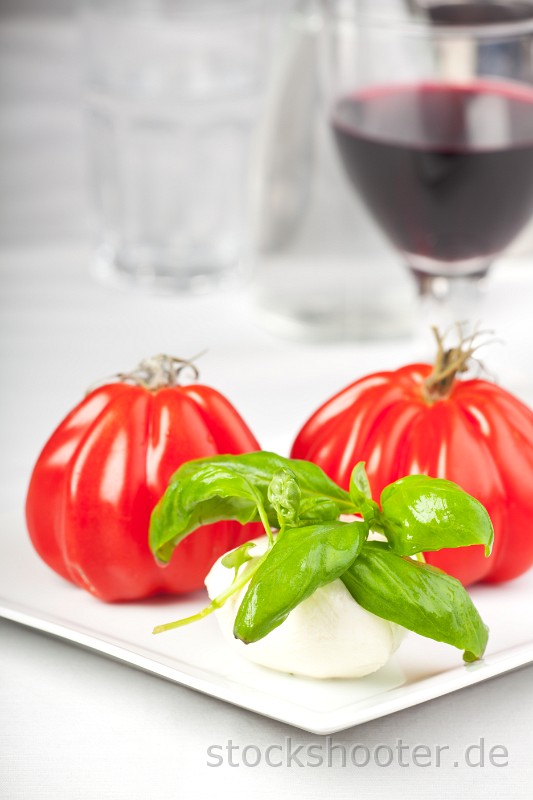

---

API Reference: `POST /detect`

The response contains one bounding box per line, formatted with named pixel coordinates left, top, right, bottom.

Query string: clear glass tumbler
left=81, top=0, right=267, bottom=292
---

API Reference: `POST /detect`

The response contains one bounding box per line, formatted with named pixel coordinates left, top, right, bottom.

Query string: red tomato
left=291, top=348, right=533, bottom=586
left=26, top=356, right=261, bottom=602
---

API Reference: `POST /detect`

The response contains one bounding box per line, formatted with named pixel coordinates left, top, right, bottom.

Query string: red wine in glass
left=332, top=81, right=533, bottom=275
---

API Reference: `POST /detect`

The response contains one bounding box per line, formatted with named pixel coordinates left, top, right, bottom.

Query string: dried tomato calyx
left=422, top=326, right=486, bottom=404
left=88, top=354, right=201, bottom=393
left=118, top=354, right=201, bottom=389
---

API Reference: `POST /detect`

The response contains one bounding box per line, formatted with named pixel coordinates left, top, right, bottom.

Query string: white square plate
left=2, top=510, right=533, bottom=734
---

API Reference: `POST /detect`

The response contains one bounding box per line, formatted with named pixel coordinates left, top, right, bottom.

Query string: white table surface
left=2, top=9, right=533, bottom=800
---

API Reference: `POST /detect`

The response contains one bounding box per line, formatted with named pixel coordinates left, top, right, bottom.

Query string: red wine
left=332, top=81, right=533, bottom=266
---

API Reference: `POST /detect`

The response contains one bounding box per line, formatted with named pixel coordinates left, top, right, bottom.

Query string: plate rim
left=2, top=596, right=533, bottom=735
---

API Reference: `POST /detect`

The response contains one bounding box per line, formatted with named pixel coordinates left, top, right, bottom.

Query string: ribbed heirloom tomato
left=291, top=332, right=533, bottom=586
left=25, top=355, right=261, bottom=601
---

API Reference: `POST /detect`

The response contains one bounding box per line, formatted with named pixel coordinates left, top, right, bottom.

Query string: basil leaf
left=280, top=455, right=353, bottom=512
left=342, top=542, right=488, bottom=662
left=349, top=462, right=381, bottom=522
left=349, top=461, right=372, bottom=502
left=380, top=475, right=494, bottom=557
left=268, top=469, right=301, bottom=529
left=221, top=541, right=257, bottom=576
left=149, top=452, right=353, bottom=563
left=233, top=520, right=366, bottom=644
left=298, top=497, right=341, bottom=523
left=150, top=459, right=267, bottom=563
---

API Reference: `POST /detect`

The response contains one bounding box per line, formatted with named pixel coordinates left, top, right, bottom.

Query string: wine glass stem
left=409, top=266, right=490, bottom=332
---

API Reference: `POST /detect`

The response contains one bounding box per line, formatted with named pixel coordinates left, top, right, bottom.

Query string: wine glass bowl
left=325, top=1, right=533, bottom=321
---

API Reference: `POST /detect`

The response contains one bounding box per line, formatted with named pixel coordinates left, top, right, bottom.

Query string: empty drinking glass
left=81, top=0, right=268, bottom=292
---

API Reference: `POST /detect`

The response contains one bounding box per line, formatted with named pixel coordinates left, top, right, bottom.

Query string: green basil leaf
left=149, top=452, right=353, bottom=563
left=379, top=475, right=494, bottom=557
left=342, top=542, right=489, bottom=662
left=349, top=462, right=381, bottom=522
left=150, top=459, right=266, bottom=563
left=349, top=461, right=372, bottom=501
left=233, top=520, right=366, bottom=644
left=268, top=469, right=301, bottom=529
left=298, top=497, right=341, bottom=524
left=221, top=541, right=257, bottom=576
left=280, top=455, right=353, bottom=512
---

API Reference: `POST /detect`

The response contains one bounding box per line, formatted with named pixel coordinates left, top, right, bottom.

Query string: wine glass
left=323, top=0, right=533, bottom=330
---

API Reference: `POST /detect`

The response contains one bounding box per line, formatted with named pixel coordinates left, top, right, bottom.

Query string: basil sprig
left=150, top=452, right=353, bottom=563
left=150, top=453, right=493, bottom=663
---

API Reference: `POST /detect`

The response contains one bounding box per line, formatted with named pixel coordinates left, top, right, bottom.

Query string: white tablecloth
left=2, top=241, right=533, bottom=800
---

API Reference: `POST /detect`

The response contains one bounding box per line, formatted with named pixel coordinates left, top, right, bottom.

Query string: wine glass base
left=407, top=251, right=492, bottom=280
left=407, top=260, right=492, bottom=338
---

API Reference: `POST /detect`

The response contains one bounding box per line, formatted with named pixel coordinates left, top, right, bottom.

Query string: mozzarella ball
left=205, top=536, right=405, bottom=679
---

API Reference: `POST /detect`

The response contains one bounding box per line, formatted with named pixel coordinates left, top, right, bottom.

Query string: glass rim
left=327, top=6, right=533, bottom=40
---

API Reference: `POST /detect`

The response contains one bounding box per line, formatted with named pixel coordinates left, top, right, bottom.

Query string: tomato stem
left=422, top=325, right=492, bottom=404
left=87, top=353, right=206, bottom=393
